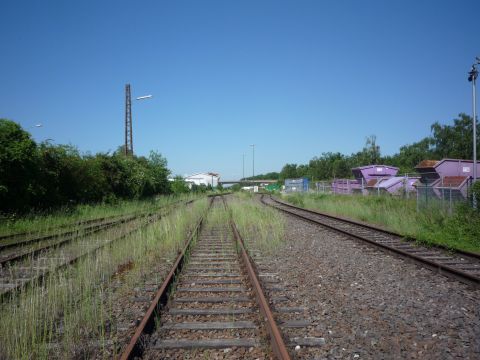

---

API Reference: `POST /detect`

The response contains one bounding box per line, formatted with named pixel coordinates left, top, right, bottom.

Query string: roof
left=185, top=172, right=220, bottom=179
left=352, top=164, right=399, bottom=171
left=436, top=176, right=469, bottom=188
left=375, top=177, right=404, bottom=189
left=415, top=160, right=439, bottom=168
left=416, top=158, right=478, bottom=169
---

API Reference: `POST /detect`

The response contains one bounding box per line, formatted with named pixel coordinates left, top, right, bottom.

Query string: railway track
left=0, top=212, right=136, bottom=246
left=0, top=214, right=139, bottom=266
left=262, top=195, right=480, bottom=289
left=0, top=199, right=194, bottom=268
left=120, top=195, right=325, bottom=359
left=0, top=200, right=192, bottom=301
left=0, top=198, right=193, bottom=251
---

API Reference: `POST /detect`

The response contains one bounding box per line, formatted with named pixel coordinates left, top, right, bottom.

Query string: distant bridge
left=219, top=179, right=278, bottom=185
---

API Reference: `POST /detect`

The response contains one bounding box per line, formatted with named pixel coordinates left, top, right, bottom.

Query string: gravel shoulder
left=248, top=207, right=480, bottom=359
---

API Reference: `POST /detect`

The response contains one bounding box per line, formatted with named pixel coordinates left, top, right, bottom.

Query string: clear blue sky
left=1, top=1, right=479, bottom=179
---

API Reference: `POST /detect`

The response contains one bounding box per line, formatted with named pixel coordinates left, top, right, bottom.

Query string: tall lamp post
left=468, top=57, right=479, bottom=208
left=242, top=153, right=245, bottom=180
left=124, top=83, right=152, bottom=156
left=250, top=144, right=255, bottom=179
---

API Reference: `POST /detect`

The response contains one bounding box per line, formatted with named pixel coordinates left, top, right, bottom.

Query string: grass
left=0, top=193, right=199, bottom=241
left=229, top=192, right=285, bottom=253
left=0, top=197, right=208, bottom=359
left=281, top=192, right=480, bottom=254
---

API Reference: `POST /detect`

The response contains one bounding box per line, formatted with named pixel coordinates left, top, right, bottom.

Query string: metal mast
left=125, top=84, right=133, bottom=156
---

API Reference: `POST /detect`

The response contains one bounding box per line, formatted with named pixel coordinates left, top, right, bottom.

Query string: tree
left=431, top=113, right=478, bottom=159
left=279, top=164, right=298, bottom=180
left=0, top=119, right=39, bottom=212
left=147, top=151, right=170, bottom=195
left=170, top=176, right=190, bottom=194
left=360, top=135, right=381, bottom=165
left=387, top=138, right=435, bottom=173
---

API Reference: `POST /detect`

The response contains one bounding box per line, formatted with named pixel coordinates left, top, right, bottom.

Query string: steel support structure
left=125, top=84, right=133, bottom=156
left=468, top=59, right=479, bottom=208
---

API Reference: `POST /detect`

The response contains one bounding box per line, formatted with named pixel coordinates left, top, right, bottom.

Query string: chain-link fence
left=314, top=175, right=476, bottom=214
left=415, top=182, right=473, bottom=213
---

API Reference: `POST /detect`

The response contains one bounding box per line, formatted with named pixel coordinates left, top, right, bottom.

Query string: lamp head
left=468, top=64, right=478, bottom=82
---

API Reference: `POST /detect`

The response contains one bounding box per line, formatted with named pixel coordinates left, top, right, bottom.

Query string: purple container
left=415, top=158, right=480, bottom=199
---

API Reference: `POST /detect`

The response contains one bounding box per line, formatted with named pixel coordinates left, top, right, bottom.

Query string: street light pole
left=468, top=57, right=479, bottom=208
left=242, top=154, right=245, bottom=180
left=250, top=144, right=255, bottom=179
left=125, top=83, right=152, bottom=156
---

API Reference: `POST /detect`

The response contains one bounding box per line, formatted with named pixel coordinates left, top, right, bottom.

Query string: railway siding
left=262, top=195, right=480, bottom=289
left=120, top=195, right=308, bottom=359
left=257, top=196, right=480, bottom=358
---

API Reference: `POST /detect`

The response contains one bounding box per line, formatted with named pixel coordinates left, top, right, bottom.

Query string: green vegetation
left=229, top=193, right=285, bottom=253
left=277, top=113, right=479, bottom=181
left=0, top=119, right=170, bottom=214
left=0, top=198, right=208, bottom=359
left=0, top=193, right=198, bottom=239
left=282, top=193, right=480, bottom=253
left=242, top=172, right=280, bottom=181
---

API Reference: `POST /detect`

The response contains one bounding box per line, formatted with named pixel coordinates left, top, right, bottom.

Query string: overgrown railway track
left=120, top=195, right=325, bottom=359
left=262, top=195, right=480, bottom=289
left=0, top=212, right=137, bottom=246
left=0, top=200, right=193, bottom=301
left=0, top=199, right=192, bottom=252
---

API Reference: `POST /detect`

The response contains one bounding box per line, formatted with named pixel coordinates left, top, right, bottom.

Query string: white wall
left=185, top=174, right=219, bottom=187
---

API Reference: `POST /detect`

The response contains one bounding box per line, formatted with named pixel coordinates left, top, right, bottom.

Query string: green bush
left=471, top=181, right=480, bottom=204
left=0, top=119, right=171, bottom=214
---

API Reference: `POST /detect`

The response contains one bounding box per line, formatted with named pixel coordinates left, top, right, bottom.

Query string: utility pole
left=125, top=84, right=133, bottom=156
left=124, top=84, right=152, bottom=157
left=242, top=154, right=245, bottom=180
left=250, top=144, right=255, bottom=179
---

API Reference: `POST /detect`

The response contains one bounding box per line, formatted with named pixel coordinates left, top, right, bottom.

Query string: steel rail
left=0, top=216, right=138, bottom=266
left=269, top=195, right=480, bottom=260
left=0, top=198, right=193, bottom=250
left=120, top=195, right=290, bottom=359
left=0, top=214, right=137, bottom=251
left=0, top=199, right=195, bottom=265
left=222, top=196, right=291, bottom=360
left=119, top=196, right=214, bottom=360
left=0, top=198, right=196, bottom=303
left=0, top=215, right=119, bottom=242
left=263, top=195, right=480, bottom=289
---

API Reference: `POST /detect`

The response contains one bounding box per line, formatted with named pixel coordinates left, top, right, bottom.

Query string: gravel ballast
left=248, top=208, right=480, bottom=359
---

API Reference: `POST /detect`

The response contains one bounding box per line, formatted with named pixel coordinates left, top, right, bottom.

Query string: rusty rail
left=0, top=212, right=164, bottom=303
left=119, top=196, right=214, bottom=360
left=268, top=195, right=480, bottom=260
left=222, top=196, right=291, bottom=360
left=0, top=198, right=193, bottom=251
left=263, top=195, right=480, bottom=289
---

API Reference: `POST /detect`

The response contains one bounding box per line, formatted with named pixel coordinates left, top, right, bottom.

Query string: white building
left=184, top=172, right=220, bottom=188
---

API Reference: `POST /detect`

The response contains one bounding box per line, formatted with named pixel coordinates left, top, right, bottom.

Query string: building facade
left=184, top=172, right=220, bottom=188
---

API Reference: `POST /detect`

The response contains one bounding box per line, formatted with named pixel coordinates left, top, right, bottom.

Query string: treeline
left=275, top=113, right=478, bottom=181
left=0, top=119, right=170, bottom=213
left=243, top=172, right=280, bottom=181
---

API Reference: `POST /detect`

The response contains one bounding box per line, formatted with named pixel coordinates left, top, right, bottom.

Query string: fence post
left=449, top=186, right=452, bottom=215
left=425, top=183, right=428, bottom=208
left=416, top=185, right=420, bottom=212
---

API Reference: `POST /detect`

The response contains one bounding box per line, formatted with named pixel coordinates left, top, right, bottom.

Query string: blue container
left=285, top=178, right=309, bottom=193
